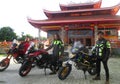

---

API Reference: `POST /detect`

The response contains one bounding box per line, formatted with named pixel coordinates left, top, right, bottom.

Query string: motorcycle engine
left=36, top=55, right=42, bottom=60
left=75, top=60, right=90, bottom=70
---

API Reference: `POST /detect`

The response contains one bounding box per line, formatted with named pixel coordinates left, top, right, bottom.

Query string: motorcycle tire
left=88, top=67, right=96, bottom=75
left=19, top=61, right=32, bottom=77
left=58, top=65, right=72, bottom=80
left=0, top=58, right=10, bottom=72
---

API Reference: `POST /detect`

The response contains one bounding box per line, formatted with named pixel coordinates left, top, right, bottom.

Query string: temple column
left=61, top=26, right=65, bottom=43
left=64, top=25, right=69, bottom=44
left=38, top=29, right=41, bottom=42
left=94, top=25, right=98, bottom=44
left=61, top=25, right=69, bottom=45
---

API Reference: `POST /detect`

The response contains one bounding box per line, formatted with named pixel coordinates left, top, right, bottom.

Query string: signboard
left=68, top=30, right=93, bottom=38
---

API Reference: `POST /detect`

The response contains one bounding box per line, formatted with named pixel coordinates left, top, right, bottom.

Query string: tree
left=0, top=27, right=17, bottom=41
left=18, top=34, right=33, bottom=41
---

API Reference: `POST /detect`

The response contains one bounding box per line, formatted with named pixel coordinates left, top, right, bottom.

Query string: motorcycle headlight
left=62, top=60, right=72, bottom=67
left=71, top=48, right=79, bottom=54
left=62, top=62, right=67, bottom=67
left=68, top=60, right=73, bottom=65
left=69, top=54, right=75, bottom=59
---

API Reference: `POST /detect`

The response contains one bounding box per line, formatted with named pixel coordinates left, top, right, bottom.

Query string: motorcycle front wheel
left=0, top=58, right=10, bottom=71
left=19, top=61, right=32, bottom=77
left=58, top=65, right=72, bottom=80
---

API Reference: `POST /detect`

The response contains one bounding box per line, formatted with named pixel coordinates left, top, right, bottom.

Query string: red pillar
left=64, top=26, right=69, bottom=44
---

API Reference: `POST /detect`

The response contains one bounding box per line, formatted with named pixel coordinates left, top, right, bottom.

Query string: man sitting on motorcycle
left=18, top=36, right=35, bottom=58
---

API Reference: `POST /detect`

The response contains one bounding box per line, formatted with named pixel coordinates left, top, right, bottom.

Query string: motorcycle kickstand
left=83, top=70, right=87, bottom=79
left=44, top=68, right=47, bottom=76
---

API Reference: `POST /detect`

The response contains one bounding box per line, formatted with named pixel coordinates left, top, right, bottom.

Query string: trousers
left=96, top=58, right=109, bottom=81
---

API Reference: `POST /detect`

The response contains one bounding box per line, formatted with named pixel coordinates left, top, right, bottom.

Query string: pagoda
left=28, top=0, right=120, bottom=48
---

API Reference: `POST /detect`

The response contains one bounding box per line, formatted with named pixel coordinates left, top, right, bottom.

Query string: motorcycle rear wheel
left=19, top=61, right=32, bottom=77
left=49, top=65, right=59, bottom=72
left=0, top=58, right=10, bottom=71
left=88, top=67, right=96, bottom=75
left=58, top=65, right=72, bottom=80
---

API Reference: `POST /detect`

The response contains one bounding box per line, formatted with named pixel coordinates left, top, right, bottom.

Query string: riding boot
left=49, top=66, right=56, bottom=75
left=92, top=76, right=101, bottom=80
left=105, top=80, right=109, bottom=84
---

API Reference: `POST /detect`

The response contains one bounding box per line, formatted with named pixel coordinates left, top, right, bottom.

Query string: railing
left=0, top=42, right=11, bottom=53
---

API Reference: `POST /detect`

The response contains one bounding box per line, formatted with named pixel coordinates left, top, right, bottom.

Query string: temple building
left=28, top=0, right=120, bottom=48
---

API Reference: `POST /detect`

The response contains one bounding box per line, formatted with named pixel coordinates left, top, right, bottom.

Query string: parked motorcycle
left=58, top=45, right=97, bottom=80
left=0, top=43, right=25, bottom=72
left=19, top=48, right=69, bottom=77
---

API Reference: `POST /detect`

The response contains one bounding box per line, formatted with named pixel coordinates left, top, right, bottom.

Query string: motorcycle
left=19, top=48, right=69, bottom=77
left=58, top=45, right=97, bottom=80
left=0, top=43, right=25, bottom=72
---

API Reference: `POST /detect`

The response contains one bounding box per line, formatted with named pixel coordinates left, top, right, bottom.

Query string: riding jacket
left=94, top=38, right=111, bottom=60
left=46, top=40, right=64, bottom=56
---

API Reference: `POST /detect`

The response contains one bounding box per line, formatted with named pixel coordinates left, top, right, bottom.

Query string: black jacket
left=46, top=40, right=64, bottom=56
left=95, top=38, right=111, bottom=60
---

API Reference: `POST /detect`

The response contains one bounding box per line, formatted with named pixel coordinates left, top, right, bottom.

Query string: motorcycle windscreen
left=71, top=41, right=84, bottom=54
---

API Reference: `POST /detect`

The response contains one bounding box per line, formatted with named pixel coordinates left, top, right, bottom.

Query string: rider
left=18, top=36, right=35, bottom=55
left=45, top=33, right=64, bottom=75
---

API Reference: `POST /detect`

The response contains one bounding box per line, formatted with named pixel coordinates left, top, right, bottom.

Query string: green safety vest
left=53, top=40, right=62, bottom=45
left=95, top=40, right=111, bottom=57
left=53, top=40, right=64, bottom=56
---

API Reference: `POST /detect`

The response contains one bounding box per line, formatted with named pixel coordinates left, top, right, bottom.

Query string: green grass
left=0, top=53, right=7, bottom=57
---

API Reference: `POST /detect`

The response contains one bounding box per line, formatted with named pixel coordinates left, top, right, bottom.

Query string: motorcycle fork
left=5, top=55, right=12, bottom=64
left=0, top=55, right=11, bottom=66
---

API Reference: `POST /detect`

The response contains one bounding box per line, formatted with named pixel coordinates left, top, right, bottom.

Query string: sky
left=0, top=0, right=120, bottom=37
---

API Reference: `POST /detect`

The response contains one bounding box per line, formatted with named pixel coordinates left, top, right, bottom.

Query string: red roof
left=28, top=15, right=120, bottom=27
left=44, top=3, right=120, bottom=18
left=60, top=0, right=102, bottom=10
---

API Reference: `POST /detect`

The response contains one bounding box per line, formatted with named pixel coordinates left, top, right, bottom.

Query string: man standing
left=93, top=31, right=111, bottom=84
left=46, top=33, right=64, bottom=75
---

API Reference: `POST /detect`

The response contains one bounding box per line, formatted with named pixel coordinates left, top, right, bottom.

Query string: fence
left=0, top=41, right=11, bottom=53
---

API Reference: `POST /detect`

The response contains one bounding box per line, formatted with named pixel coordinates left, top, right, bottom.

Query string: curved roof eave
left=44, top=3, right=120, bottom=18
left=28, top=15, right=120, bottom=27
left=59, top=0, right=102, bottom=10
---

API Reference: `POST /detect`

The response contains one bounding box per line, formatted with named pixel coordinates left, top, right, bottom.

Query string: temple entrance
left=69, top=37, right=92, bottom=46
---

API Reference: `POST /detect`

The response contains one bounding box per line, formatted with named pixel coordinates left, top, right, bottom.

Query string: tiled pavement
left=0, top=57, right=120, bottom=84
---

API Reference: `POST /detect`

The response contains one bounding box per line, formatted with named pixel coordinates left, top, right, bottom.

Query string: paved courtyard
left=0, top=57, right=120, bottom=84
